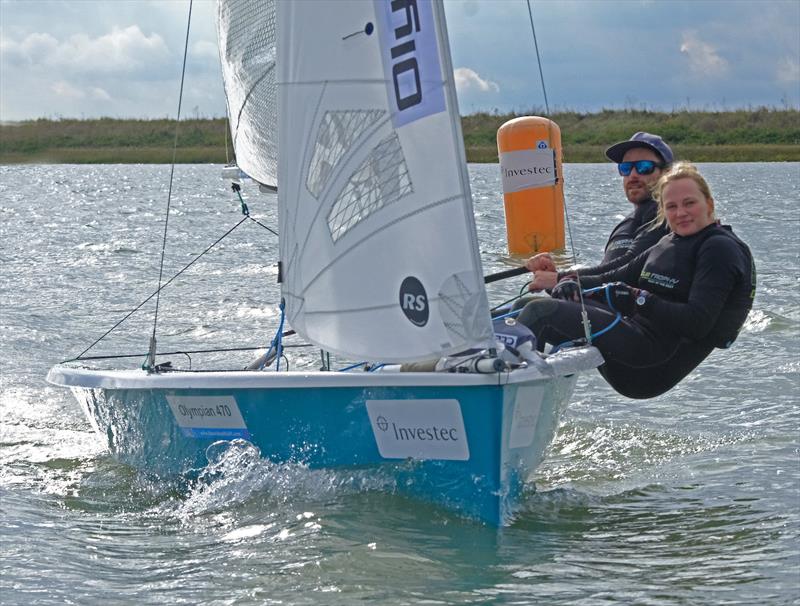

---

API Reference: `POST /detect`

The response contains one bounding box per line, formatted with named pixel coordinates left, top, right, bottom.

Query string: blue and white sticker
left=367, top=398, right=469, bottom=460
left=374, top=0, right=445, bottom=128
left=166, top=395, right=250, bottom=440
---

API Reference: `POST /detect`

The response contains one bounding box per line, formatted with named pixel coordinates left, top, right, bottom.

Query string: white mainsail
left=216, top=0, right=278, bottom=189
left=276, top=0, right=494, bottom=363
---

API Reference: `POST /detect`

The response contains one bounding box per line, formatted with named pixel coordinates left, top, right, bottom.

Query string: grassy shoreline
left=2, top=109, right=798, bottom=164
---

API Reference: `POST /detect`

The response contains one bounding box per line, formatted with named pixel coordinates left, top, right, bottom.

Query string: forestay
left=216, top=0, right=278, bottom=190
left=277, top=0, right=494, bottom=363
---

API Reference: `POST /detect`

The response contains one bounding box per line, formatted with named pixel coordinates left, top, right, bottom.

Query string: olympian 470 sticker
left=166, top=395, right=250, bottom=440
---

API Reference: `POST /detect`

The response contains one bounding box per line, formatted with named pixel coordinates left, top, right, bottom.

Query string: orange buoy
left=496, top=116, right=565, bottom=255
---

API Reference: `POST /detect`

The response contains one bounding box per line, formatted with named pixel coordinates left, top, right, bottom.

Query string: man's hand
left=529, top=270, right=559, bottom=292
left=525, top=253, right=556, bottom=273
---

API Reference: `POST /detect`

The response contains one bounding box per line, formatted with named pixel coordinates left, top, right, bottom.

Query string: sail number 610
left=389, top=0, right=422, bottom=110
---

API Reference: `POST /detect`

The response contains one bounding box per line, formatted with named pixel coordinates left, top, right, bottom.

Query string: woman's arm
left=570, top=247, right=652, bottom=290
left=558, top=224, right=668, bottom=280
left=636, top=237, right=746, bottom=340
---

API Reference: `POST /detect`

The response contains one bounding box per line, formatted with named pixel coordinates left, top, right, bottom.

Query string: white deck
left=47, top=347, right=602, bottom=390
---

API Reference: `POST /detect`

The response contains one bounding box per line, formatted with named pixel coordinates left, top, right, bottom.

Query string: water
left=1, top=163, right=798, bottom=605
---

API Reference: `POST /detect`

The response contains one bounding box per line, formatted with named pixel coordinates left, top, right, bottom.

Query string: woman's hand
left=603, top=282, right=650, bottom=315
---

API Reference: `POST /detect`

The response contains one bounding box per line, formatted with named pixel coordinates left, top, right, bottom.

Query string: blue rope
left=590, top=313, right=622, bottom=339
left=494, top=309, right=523, bottom=321
left=263, top=300, right=286, bottom=371
left=548, top=283, right=624, bottom=353
left=336, top=362, right=386, bottom=372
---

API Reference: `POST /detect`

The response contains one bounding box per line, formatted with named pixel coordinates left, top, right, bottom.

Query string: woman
left=516, top=162, right=756, bottom=399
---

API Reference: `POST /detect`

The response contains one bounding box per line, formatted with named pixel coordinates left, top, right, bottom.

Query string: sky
left=1, top=0, right=798, bottom=121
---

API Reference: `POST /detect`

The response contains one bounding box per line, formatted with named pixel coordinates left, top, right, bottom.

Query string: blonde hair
left=649, top=161, right=716, bottom=230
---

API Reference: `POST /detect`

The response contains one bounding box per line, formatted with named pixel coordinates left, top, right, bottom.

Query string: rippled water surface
left=1, top=163, right=798, bottom=605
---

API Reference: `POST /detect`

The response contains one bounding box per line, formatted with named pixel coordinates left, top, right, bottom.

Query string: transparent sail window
left=327, top=134, right=413, bottom=243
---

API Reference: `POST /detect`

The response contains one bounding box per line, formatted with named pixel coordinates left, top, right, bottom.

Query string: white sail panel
left=277, top=0, right=494, bottom=363
left=216, top=0, right=278, bottom=189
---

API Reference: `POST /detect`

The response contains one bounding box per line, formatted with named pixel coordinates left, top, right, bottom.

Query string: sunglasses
left=618, top=160, right=665, bottom=176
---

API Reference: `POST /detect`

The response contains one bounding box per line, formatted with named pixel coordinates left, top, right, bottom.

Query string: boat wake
left=171, top=439, right=400, bottom=521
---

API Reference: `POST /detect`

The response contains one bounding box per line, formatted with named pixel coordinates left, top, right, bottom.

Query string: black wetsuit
left=504, top=199, right=669, bottom=318
left=518, top=223, right=756, bottom=399
left=561, top=197, right=669, bottom=277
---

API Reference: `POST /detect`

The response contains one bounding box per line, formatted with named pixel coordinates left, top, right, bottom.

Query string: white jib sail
left=277, top=0, right=495, bottom=363
left=216, top=0, right=278, bottom=189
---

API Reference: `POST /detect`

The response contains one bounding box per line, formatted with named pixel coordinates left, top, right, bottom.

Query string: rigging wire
left=66, top=340, right=307, bottom=365
left=146, top=0, right=194, bottom=371
left=525, top=0, right=592, bottom=343
left=73, top=214, right=249, bottom=361
left=525, top=0, right=550, bottom=116
left=68, top=160, right=278, bottom=362
left=68, top=207, right=280, bottom=362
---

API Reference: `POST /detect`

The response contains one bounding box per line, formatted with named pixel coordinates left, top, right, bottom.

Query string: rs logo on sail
left=399, top=276, right=429, bottom=326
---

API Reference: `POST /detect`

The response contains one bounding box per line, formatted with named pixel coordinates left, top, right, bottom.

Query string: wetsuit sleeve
left=571, top=249, right=652, bottom=289
left=637, top=236, right=747, bottom=340
left=558, top=225, right=666, bottom=280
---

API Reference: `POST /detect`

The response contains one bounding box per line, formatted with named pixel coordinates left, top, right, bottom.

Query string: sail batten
left=271, top=0, right=494, bottom=363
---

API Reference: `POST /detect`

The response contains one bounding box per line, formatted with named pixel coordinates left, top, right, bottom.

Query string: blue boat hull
left=48, top=349, right=601, bottom=525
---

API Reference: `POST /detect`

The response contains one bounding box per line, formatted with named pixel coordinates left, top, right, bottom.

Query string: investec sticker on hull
left=367, top=399, right=469, bottom=460
left=166, top=395, right=250, bottom=440
left=499, top=149, right=556, bottom=193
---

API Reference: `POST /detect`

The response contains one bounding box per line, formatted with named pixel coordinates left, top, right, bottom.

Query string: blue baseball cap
left=605, top=132, right=674, bottom=165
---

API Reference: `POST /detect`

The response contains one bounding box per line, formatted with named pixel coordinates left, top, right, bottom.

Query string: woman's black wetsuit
left=517, top=223, right=756, bottom=399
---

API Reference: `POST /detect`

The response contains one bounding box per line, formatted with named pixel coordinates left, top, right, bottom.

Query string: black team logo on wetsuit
left=399, top=276, right=428, bottom=326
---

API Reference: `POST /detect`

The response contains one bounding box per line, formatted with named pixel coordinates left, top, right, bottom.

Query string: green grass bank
left=2, top=109, right=798, bottom=164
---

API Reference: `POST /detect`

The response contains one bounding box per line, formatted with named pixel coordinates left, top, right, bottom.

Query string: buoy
left=496, top=116, right=565, bottom=255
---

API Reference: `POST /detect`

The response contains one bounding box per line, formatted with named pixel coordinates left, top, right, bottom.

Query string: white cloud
left=191, top=40, right=220, bottom=61
left=679, top=31, right=729, bottom=78
left=454, top=67, right=499, bottom=93
left=1, top=32, right=59, bottom=66
left=4, top=25, right=169, bottom=75
left=51, top=80, right=85, bottom=99
left=776, top=56, right=800, bottom=83
left=49, top=81, right=110, bottom=102
left=89, top=87, right=112, bottom=101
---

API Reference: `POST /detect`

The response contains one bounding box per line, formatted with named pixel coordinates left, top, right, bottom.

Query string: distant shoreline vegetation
left=1, top=109, right=798, bottom=164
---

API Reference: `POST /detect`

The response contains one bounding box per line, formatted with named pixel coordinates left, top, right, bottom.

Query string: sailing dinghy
left=47, top=0, right=602, bottom=525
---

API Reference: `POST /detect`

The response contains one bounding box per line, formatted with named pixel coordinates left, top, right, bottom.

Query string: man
left=527, top=132, right=673, bottom=290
